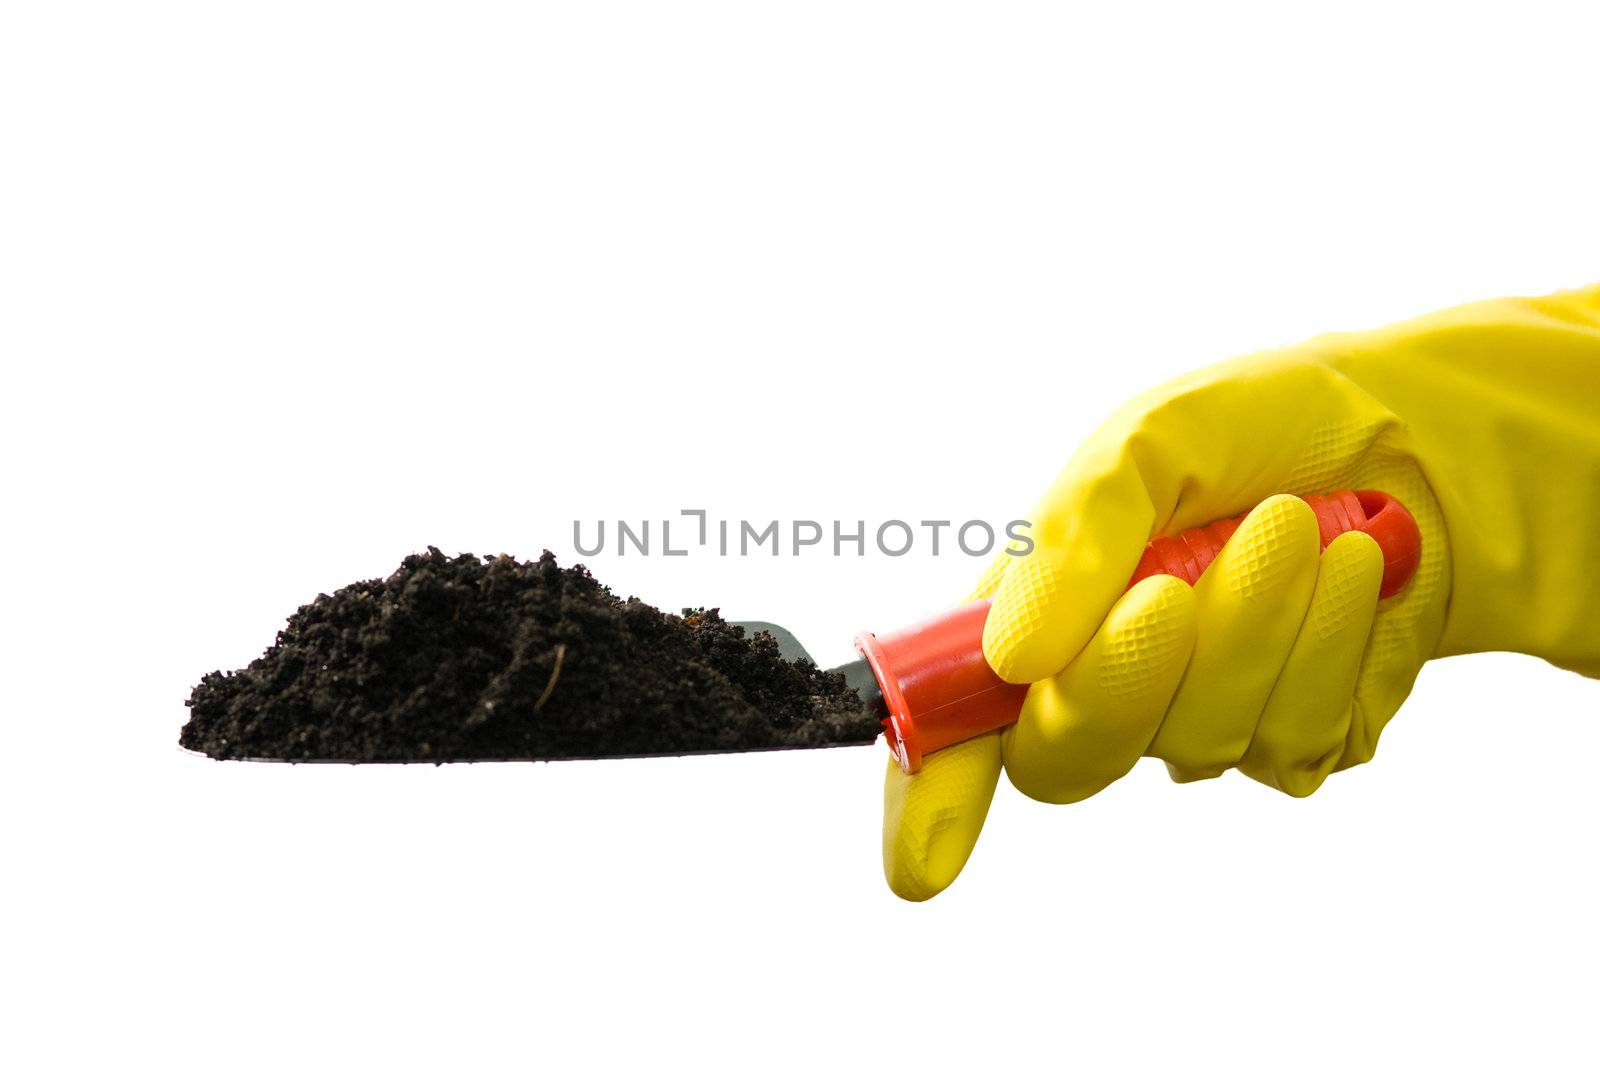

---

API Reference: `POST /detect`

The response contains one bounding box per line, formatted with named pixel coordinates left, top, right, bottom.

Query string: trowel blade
left=202, top=620, right=885, bottom=765
left=730, top=620, right=883, bottom=712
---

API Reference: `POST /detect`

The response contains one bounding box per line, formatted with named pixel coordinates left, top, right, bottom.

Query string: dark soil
left=181, top=548, right=879, bottom=762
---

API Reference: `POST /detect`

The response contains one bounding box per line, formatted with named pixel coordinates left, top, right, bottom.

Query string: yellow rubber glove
left=885, top=284, right=1600, bottom=901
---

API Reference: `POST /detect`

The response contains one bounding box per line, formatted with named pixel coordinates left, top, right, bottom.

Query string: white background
left=4, top=2, right=1598, bottom=1064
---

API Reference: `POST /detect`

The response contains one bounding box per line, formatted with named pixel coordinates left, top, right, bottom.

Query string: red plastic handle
left=858, top=490, right=1421, bottom=772
left=1128, top=489, right=1420, bottom=598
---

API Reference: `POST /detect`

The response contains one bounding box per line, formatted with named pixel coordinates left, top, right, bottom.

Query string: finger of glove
left=1237, top=531, right=1383, bottom=797
left=882, top=734, right=1002, bottom=902
left=982, top=438, right=1158, bottom=684
left=876, top=550, right=1011, bottom=904
left=1336, top=459, right=1451, bottom=770
left=1002, top=576, right=1197, bottom=804
left=981, top=361, right=1399, bottom=687
left=1148, top=495, right=1321, bottom=780
left=969, top=550, right=1012, bottom=601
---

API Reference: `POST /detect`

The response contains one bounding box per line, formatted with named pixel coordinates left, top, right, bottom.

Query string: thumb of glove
left=880, top=554, right=1011, bottom=901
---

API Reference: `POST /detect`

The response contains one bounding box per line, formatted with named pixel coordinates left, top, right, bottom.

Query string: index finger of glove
left=982, top=360, right=1401, bottom=685
left=1001, top=575, right=1197, bottom=804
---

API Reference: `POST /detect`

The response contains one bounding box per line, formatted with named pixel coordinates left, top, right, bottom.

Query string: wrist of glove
left=885, top=284, right=1600, bottom=902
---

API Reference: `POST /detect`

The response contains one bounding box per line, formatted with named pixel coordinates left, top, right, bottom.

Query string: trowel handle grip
left=858, top=489, right=1421, bottom=773
left=1128, top=489, right=1421, bottom=599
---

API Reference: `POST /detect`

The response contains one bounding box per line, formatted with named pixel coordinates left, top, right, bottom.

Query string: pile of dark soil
left=181, top=549, right=878, bottom=762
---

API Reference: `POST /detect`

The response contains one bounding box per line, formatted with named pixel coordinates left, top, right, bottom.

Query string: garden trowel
left=741, top=488, right=1421, bottom=774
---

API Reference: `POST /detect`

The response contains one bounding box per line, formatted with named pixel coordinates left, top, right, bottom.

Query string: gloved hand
left=884, top=284, right=1600, bottom=901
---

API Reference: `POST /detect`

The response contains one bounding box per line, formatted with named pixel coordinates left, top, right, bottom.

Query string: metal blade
left=730, top=619, right=884, bottom=713
left=729, top=619, right=812, bottom=662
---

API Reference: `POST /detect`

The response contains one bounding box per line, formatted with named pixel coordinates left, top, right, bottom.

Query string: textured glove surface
left=885, top=285, right=1600, bottom=901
